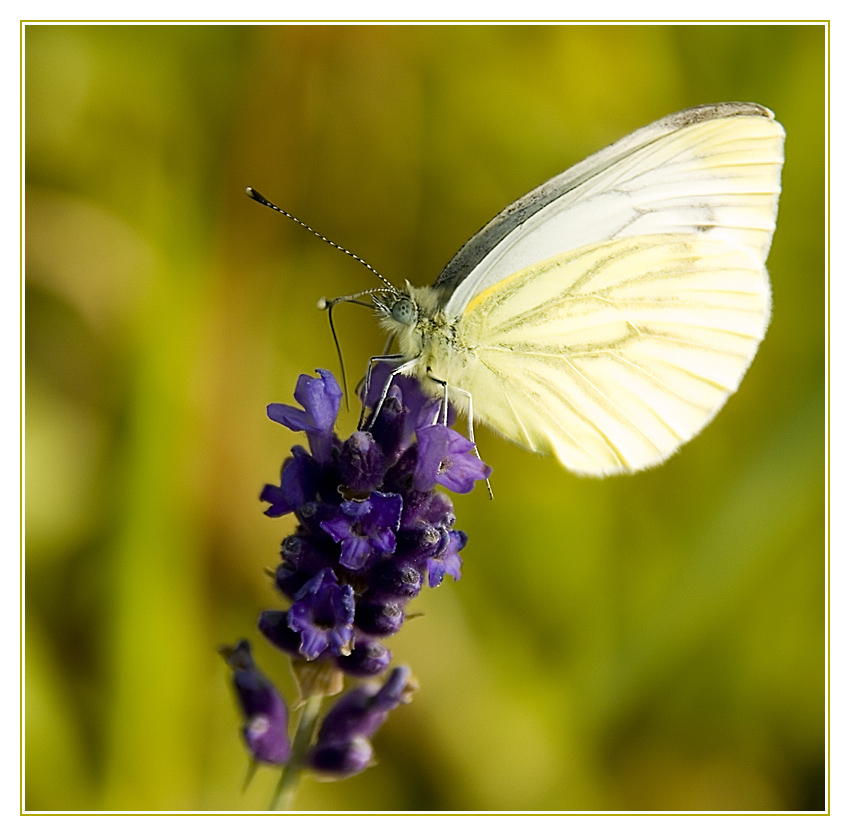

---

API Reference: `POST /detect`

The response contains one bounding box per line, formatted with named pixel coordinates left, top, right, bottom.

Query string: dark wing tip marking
left=664, top=102, right=775, bottom=128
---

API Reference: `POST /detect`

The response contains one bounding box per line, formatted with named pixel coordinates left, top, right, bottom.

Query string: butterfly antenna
left=246, top=187, right=395, bottom=290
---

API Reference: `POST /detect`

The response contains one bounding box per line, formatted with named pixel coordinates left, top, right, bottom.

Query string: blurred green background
left=25, top=24, right=825, bottom=812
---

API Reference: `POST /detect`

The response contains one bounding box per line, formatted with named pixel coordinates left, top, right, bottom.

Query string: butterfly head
left=372, top=281, right=417, bottom=333
left=373, top=282, right=449, bottom=366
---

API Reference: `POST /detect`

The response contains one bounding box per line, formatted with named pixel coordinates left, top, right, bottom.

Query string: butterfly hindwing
left=448, top=233, right=771, bottom=475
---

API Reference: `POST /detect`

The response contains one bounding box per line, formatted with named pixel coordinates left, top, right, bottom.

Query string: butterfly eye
left=390, top=298, right=416, bottom=326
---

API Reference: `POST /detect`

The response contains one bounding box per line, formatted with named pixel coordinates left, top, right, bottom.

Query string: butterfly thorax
left=377, top=282, right=471, bottom=398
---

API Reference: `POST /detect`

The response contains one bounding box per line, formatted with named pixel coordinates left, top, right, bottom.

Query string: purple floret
left=414, top=424, right=493, bottom=494
left=320, top=492, right=403, bottom=571
left=220, top=640, right=290, bottom=765
left=306, top=667, right=412, bottom=777
left=287, top=568, right=355, bottom=660
left=260, top=446, right=320, bottom=517
left=267, top=369, right=342, bottom=463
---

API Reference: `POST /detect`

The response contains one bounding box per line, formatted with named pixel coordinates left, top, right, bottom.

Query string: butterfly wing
left=436, top=103, right=784, bottom=320
left=422, top=103, right=783, bottom=474
left=450, top=233, right=771, bottom=475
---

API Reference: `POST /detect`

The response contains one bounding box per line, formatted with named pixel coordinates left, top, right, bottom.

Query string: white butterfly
left=370, top=102, right=785, bottom=477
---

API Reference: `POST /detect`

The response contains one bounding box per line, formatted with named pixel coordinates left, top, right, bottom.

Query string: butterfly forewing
left=441, top=107, right=784, bottom=319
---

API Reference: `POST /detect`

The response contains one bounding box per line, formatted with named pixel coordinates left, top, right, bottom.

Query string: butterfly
left=366, top=102, right=785, bottom=477
left=249, top=102, right=784, bottom=477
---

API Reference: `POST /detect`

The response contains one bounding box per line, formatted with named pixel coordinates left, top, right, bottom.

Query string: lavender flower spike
left=258, top=368, right=491, bottom=674
left=249, top=363, right=490, bottom=790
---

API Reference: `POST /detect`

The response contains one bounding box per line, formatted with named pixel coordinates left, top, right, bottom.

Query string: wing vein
left=498, top=379, right=535, bottom=450
left=560, top=357, right=665, bottom=456
left=530, top=373, right=629, bottom=468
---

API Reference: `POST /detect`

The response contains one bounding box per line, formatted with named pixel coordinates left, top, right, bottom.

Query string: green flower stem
left=269, top=695, right=324, bottom=812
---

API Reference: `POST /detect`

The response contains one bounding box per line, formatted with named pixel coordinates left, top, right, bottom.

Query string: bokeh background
left=25, top=24, right=825, bottom=812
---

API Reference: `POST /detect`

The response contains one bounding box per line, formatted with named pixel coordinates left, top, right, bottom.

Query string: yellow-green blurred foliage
left=25, top=24, right=825, bottom=812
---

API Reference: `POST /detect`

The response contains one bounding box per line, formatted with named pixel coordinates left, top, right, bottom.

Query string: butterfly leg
left=427, top=372, right=493, bottom=499
left=361, top=355, right=415, bottom=431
